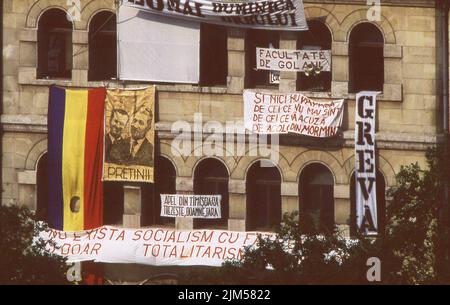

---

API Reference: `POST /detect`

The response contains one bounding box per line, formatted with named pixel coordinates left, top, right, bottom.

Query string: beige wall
left=2, top=0, right=440, bottom=232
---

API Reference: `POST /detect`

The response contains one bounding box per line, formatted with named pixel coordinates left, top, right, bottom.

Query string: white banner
left=160, top=194, right=221, bottom=218
left=355, top=91, right=380, bottom=235
left=39, top=227, right=277, bottom=267
left=244, top=90, right=344, bottom=137
left=257, top=48, right=331, bottom=72
left=118, top=5, right=200, bottom=83
left=124, top=0, right=308, bottom=31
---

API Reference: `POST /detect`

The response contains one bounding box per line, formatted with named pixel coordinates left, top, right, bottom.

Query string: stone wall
left=1, top=0, right=441, bottom=233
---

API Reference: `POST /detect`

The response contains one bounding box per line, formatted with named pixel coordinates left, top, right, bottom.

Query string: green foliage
left=378, top=147, right=444, bottom=284
left=0, top=204, right=69, bottom=284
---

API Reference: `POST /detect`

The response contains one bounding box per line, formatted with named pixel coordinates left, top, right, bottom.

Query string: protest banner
left=160, top=194, right=222, bottom=219
left=103, top=87, right=155, bottom=183
left=355, top=91, right=380, bottom=235
left=118, top=5, right=200, bottom=83
left=124, top=0, right=308, bottom=31
left=243, top=90, right=344, bottom=137
left=256, top=47, right=331, bottom=72
left=39, top=226, right=277, bottom=267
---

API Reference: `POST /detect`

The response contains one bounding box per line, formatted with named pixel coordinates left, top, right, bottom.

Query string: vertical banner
left=103, top=87, right=155, bottom=183
left=355, top=91, right=380, bottom=235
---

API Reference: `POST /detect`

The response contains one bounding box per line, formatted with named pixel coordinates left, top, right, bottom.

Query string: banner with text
left=124, top=0, right=308, bottom=31
left=161, top=194, right=222, bottom=218
left=257, top=48, right=331, bottom=72
left=103, top=87, right=155, bottom=183
left=355, top=91, right=380, bottom=235
left=39, top=226, right=277, bottom=267
left=244, top=90, right=344, bottom=137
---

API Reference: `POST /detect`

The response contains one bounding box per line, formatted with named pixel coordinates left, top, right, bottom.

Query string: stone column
left=123, top=185, right=142, bottom=228
left=175, top=176, right=194, bottom=230
left=279, top=32, right=298, bottom=91
left=227, top=28, right=245, bottom=94
left=334, top=183, right=350, bottom=237
left=281, top=182, right=299, bottom=218
left=72, top=30, right=89, bottom=85
left=331, top=42, right=349, bottom=96
left=228, top=178, right=246, bottom=231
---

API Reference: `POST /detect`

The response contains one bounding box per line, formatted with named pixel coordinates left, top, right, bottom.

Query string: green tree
left=0, top=204, right=68, bottom=284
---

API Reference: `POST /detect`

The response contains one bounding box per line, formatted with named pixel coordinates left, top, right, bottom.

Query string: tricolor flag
left=48, top=87, right=105, bottom=231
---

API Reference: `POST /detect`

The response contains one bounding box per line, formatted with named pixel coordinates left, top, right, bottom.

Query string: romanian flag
left=48, top=87, right=105, bottom=231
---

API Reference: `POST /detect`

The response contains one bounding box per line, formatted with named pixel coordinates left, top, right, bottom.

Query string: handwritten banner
left=124, top=0, right=308, bottom=31
left=355, top=91, right=380, bottom=235
left=39, top=226, right=277, bottom=267
left=257, top=47, right=331, bottom=72
left=244, top=90, right=344, bottom=137
left=161, top=194, right=222, bottom=219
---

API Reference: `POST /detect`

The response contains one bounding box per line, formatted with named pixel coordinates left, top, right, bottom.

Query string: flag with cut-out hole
left=47, top=87, right=105, bottom=231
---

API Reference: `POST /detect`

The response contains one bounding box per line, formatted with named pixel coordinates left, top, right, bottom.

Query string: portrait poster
left=102, top=87, right=155, bottom=183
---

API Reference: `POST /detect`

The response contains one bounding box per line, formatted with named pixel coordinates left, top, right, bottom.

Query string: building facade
left=2, top=0, right=448, bottom=240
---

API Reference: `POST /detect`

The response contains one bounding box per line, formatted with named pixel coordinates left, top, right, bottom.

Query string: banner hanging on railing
left=160, top=194, right=222, bottom=218
left=123, top=0, right=308, bottom=31
left=257, top=48, right=331, bottom=72
left=355, top=91, right=380, bottom=235
left=243, top=90, right=344, bottom=137
left=39, top=226, right=277, bottom=267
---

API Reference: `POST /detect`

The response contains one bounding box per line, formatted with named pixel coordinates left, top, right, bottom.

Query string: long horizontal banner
left=161, top=194, right=221, bottom=218
left=244, top=90, right=344, bottom=137
left=124, top=0, right=308, bottom=31
left=39, top=226, right=277, bottom=267
left=257, top=47, right=331, bottom=72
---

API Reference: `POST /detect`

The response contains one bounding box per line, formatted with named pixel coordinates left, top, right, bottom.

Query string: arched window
left=246, top=161, right=282, bottom=231
left=36, top=153, right=48, bottom=222
left=194, top=158, right=229, bottom=229
left=89, top=11, right=117, bottom=81
left=297, top=21, right=332, bottom=92
left=37, top=9, right=72, bottom=79
left=349, top=23, right=384, bottom=92
left=154, top=156, right=176, bottom=227
left=299, top=163, right=334, bottom=232
left=245, top=29, right=280, bottom=88
left=350, top=170, right=386, bottom=236
left=200, top=24, right=227, bottom=86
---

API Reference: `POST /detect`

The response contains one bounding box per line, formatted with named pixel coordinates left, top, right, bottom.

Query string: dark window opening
left=245, top=30, right=280, bottom=88
left=37, top=9, right=72, bottom=79
left=154, top=156, right=176, bottom=227
left=297, top=21, right=332, bottom=92
left=36, top=153, right=49, bottom=222
left=246, top=161, right=281, bottom=231
left=349, top=23, right=384, bottom=93
left=194, top=159, right=229, bottom=229
left=350, top=170, right=386, bottom=236
left=200, top=24, right=228, bottom=86
left=299, top=163, right=334, bottom=233
left=89, top=11, right=117, bottom=81
left=103, top=182, right=124, bottom=225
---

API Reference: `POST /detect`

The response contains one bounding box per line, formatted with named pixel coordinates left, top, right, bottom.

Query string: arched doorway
left=246, top=160, right=282, bottom=231
left=350, top=170, right=387, bottom=236
left=299, top=163, right=334, bottom=232
left=193, top=158, right=229, bottom=229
